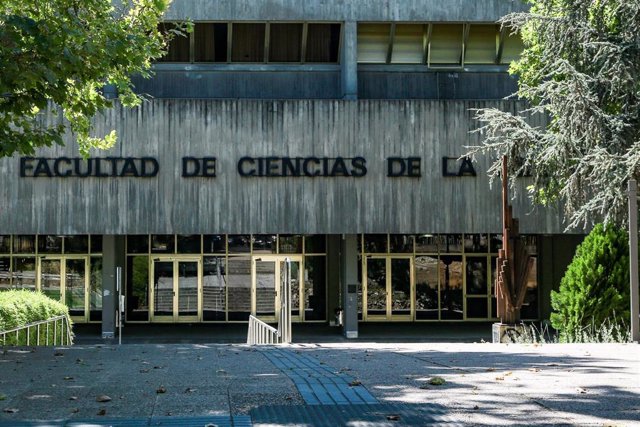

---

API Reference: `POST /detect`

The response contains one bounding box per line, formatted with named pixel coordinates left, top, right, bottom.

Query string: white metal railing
left=246, top=257, right=292, bottom=345
left=247, top=315, right=280, bottom=345
left=0, top=315, right=73, bottom=347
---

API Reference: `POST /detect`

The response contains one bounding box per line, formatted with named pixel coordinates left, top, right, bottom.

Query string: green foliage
left=467, top=0, right=640, bottom=228
left=0, top=0, right=181, bottom=157
left=550, top=224, right=631, bottom=342
left=0, top=289, right=72, bottom=345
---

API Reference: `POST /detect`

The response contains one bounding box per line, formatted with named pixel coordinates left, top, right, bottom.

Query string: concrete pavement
left=0, top=342, right=638, bottom=426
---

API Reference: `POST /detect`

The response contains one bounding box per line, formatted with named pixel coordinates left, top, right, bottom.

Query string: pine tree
left=550, top=224, right=630, bottom=342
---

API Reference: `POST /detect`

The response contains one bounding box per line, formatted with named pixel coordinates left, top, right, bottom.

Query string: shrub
left=0, top=290, right=72, bottom=345
left=550, top=224, right=631, bottom=342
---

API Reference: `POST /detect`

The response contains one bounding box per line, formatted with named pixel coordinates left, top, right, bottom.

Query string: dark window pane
left=177, top=235, right=201, bottom=254
left=491, top=296, right=497, bottom=318
left=464, top=234, right=488, bottom=253
left=227, top=257, right=251, bottom=320
left=279, top=235, right=303, bottom=254
left=194, top=23, right=228, bottom=62
left=466, top=297, right=489, bottom=318
left=390, top=234, right=413, bottom=253
left=65, top=235, right=89, bottom=254
left=65, top=259, right=86, bottom=317
left=490, top=234, right=503, bottom=253
left=13, top=235, right=35, bottom=253
left=366, top=258, right=386, bottom=316
left=415, top=256, right=439, bottom=320
left=490, top=256, right=497, bottom=295
left=252, top=235, right=277, bottom=254
left=440, top=255, right=463, bottom=319
left=128, top=235, right=149, bottom=254
left=0, top=257, right=10, bottom=290
left=0, top=236, right=10, bottom=253
left=415, top=234, right=442, bottom=253
left=442, top=234, right=463, bottom=253
left=232, top=23, right=265, bottom=62
left=304, top=235, right=326, bottom=253
left=13, top=257, right=36, bottom=290
left=126, top=256, right=149, bottom=321
left=90, top=235, right=103, bottom=253
left=203, top=256, right=226, bottom=321
left=390, top=258, right=411, bottom=315
left=228, top=235, right=251, bottom=253
left=357, top=255, right=363, bottom=320
left=466, top=257, right=488, bottom=295
left=306, top=23, right=341, bottom=63
left=269, top=23, right=302, bottom=62
left=523, top=235, right=538, bottom=255
left=38, top=235, right=62, bottom=254
left=204, top=235, right=226, bottom=253
left=151, top=235, right=175, bottom=253
left=521, top=257, right=539, bottom=319
left=157, top=22, right=190, bottom=62
left=89, top=258, right=103, bottom=322
left=364, top=234, right=387, bottom=253
left=304, top=256, right=326, bottom=320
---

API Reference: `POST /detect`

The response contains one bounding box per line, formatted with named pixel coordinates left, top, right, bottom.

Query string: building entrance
left=252, top=255, right=302, bottom=322
left=37, top=256, right=90, bottom=322
left=364, top=256, right=413, bottom=321
left=151, top=257, right=201, bottom=322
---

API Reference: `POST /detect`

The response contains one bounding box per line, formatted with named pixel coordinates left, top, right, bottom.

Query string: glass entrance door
left=251, top=256, right=303, bottom=322
left=364, top=256, right=413, bottom=320
left=152, top=258, right=201, bottom=322
left=38, top=257, right=89, bottom=322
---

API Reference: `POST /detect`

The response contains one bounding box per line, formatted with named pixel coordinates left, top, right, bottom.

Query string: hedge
left=0, top=290, right=73, bottom=345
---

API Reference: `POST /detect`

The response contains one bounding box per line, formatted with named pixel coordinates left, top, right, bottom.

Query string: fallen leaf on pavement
left=386, top=414, right=400, bottom=421
left=156, top=386, right=166, bottom=394
left=96, top=395, right=112, bottom=402
left=348, top=380, right=362, bottom=387
left=97, top=408, right=106, bottom=416
left=3, top=408, right=18, bottom=413
left=428, top=377, right=446, bottom=386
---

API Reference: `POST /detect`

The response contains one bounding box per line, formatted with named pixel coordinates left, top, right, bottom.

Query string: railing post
left=630, top=179, right=639, bottom=343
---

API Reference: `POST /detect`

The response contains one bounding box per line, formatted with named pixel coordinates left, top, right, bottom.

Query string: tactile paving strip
left=261, top=348, right=378, bottom=405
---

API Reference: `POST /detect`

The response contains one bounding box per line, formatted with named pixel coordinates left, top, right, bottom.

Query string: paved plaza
left=0, top=341, right=638, bottom=426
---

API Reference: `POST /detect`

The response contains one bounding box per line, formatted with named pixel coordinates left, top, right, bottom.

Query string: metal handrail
left=247, top=315, right=280, bottom=345
left=0, top=315, right=73, bottom=347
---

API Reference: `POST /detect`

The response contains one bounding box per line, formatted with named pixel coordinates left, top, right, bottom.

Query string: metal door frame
left=251, top=255, right=304, bottom=322
left=363, top=255, right=414, bottom=321
left=150, top=256, right=202, bottom=323
left=37, top=256, right=90, bottom=323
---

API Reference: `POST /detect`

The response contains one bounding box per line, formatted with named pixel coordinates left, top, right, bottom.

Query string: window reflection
left=204, top=235, right=226, bottom=253
left=203, top=257, right=226, bottom=321
left=13, top=236, right=36, bottom=254
left=65, top=236, right=89, bottom=254
left=252, top=235, right=277, bottom=254
left=151, top=235, right=175, bottom=253
left=227, top=257, right=251, bottom=320
left=0, top=236, right=10, bottom=253
left=464, top=234, right=488, bottom=253
left=0, top=257, right=10, bottom=290
left=90, top=258, right=102, bottom=321
left=228, top=235, right=251, bottom=253
left=38, top=235, right=62, bottom=254
left=126, top=256, right=149, bottom=321
left=304, top=256, right=326, bottom=321
left=177, top=235, right=201, bottom=254
left=390, top=235, right=413, bottom=253
left=364, top=235, right=387, bottom=253
left=415, top=234, right=442, bottom=253
left=415, top=256, right=438, bottom=320
left=279, top=235, right=303, bottom=254
left=13, top=257, right=36, bottom=290
left=440, top=255, right=463, bottom=319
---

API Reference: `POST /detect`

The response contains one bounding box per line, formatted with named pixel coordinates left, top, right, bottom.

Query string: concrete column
left=340, top=234, right=359, bottom=338
left=341, top=21, right=358, bottom=100
left=326, top=235, right=342, bottom=326
left=101, top=235, right=126, bottom=340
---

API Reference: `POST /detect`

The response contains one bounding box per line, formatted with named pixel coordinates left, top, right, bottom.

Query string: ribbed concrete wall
left=164, top=0, right=528, bottom=22
left=0, top=99, right=565, bottom=235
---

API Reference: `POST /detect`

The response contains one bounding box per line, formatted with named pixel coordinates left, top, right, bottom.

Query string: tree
left=0, top=0, right=183, bottom=157
left=466, top=0, right=640, bottom=229
left=550, top=224, right=630, bottom=342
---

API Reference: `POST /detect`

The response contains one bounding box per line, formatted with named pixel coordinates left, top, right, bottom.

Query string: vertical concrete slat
left=341, top=21, right=358, bottom=100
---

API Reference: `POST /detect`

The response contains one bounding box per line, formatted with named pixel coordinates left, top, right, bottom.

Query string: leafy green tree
left=0, top=0, right=182, bottom=157
left=466, top=0, right=640, bottom=228
left=551, top=224, right=630, bottom=342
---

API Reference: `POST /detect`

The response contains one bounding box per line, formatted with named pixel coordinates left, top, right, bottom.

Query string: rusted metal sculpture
left=496, top=156, right=533, bottom=324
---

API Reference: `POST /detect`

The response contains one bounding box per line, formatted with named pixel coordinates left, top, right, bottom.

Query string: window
left=391, top=24, right=424, bottom=64
left=357, top=23, right=391, bottom=63
left=465, top=25, right=498, bottom=64
left=306, top=23, right=341, bottom=63
left=232, top=23, right=266, bottom=62
left=157, top=23, right=190, bottom=62
left=194, top=23, right=228, bottom=62
left=500, top=29, right=524, bottom=64
left=429, top=24, right=463, bottom=66
left=269, top=23, right=303, bottom=62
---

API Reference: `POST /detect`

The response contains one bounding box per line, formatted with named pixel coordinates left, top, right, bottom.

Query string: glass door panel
left=390, top=258, right=411, bottom=317
left=153, top=261, right=174, bottom=317
left=177, top=261, right=198, bottom=317
left=415, top=256, right=439, bottom=320
left=285, top=260, right=301, bottom=318
left=366, top=258, right=387, bottom=317
left=41, top=259, right=62, bottom=301
left=255, top=260, right=276, bottom=318
left=65, top=259, right=86, bottom=318
left=228, top=257, right=251, bottom=321
left=203, top=256, right=226, bottom=321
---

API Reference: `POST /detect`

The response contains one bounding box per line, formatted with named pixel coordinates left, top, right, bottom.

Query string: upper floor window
left=157, top=22, right=342, bottom=64
left=357, top=23, right=523, bottom=66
